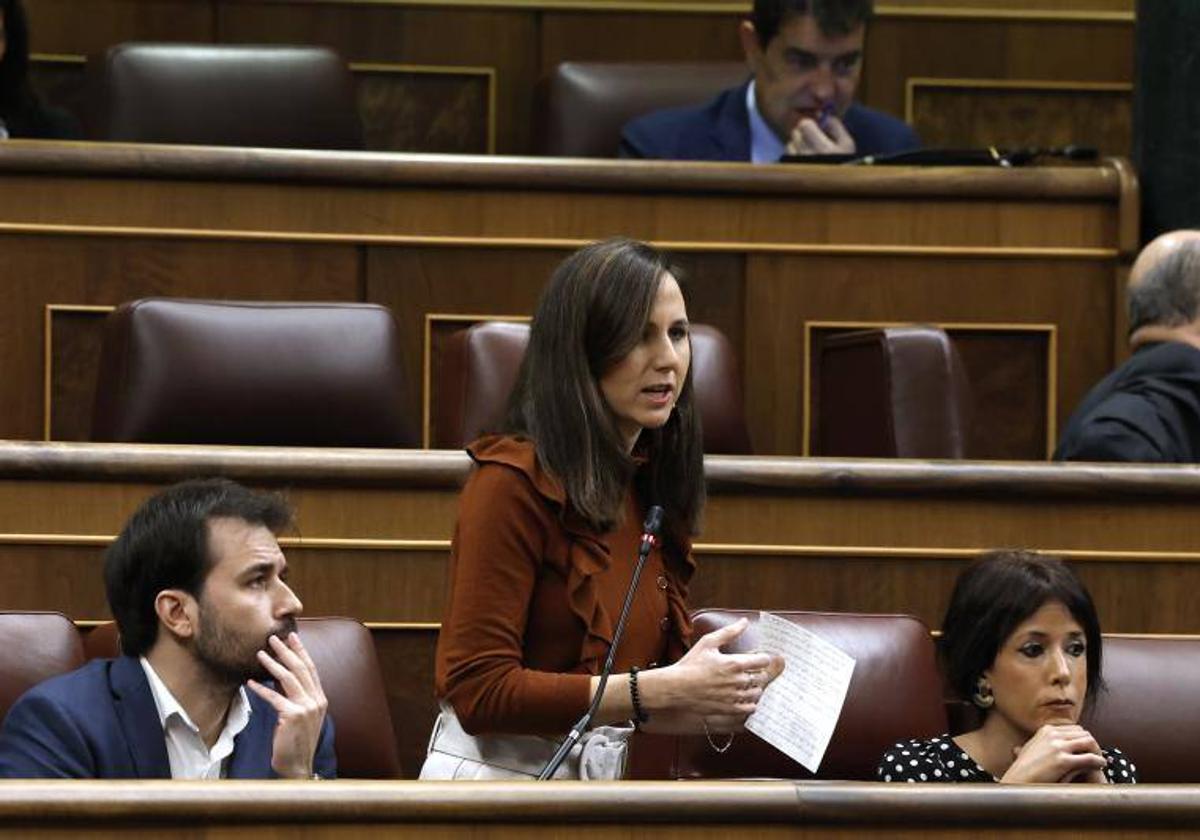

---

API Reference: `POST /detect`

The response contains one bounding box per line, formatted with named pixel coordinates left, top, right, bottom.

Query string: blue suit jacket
left=620, top=81, right=920, bottom=161
left=0, top=656, right=336, bottom=779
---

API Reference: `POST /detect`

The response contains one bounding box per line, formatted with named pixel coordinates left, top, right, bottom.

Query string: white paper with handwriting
left=743, top=612, right=856, bottom=773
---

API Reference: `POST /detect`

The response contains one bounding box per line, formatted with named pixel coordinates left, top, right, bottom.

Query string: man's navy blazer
left=0, top=655, right=337, bottom=778
left=620, top=81, right=920, bottom=161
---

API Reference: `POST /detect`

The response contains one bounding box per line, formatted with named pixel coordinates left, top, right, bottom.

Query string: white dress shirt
left=746, top=80, right=786, bottom=164
left=140, top=657, right=252, bottom=780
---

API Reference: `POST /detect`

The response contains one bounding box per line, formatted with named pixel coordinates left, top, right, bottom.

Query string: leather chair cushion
left=1086, top=635, right=1200, bottom=783
left=815, top=326, right=970, bottom=458
left=539, top=61, right=749, bottom=157
left=630, top=609, right=947, bottom=780
left=91, top=299, right=416, bottom=447
left=94, top=43, right=364, bottom=150
left=0, top=612, right=85, bottom=722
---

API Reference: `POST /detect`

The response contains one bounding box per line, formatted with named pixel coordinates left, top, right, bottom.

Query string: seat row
left=2, top=610, right=1195, bottom=782
left=90, top=298, right=968, bottom=458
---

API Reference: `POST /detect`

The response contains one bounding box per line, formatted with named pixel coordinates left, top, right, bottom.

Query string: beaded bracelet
left=629, top=666, right=650, bottom=725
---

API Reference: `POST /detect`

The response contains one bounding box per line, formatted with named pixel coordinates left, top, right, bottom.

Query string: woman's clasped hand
left=1001, top=723, right=1108, bottom=784
left=632, top=618, right=785, bottom=734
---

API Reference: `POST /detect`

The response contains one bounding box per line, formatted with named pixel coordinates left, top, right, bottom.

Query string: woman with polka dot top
left=877, top=550, right=1137, bottom=785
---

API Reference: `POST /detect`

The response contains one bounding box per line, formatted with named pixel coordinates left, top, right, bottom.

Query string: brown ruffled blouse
left=434, top=435, right=695, bottom=735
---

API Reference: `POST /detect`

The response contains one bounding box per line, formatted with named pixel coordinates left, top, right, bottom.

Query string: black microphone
left=537, top=504, right=665, bottom=780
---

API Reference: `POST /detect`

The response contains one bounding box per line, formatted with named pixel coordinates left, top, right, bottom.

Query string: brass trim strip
left=236, top=1, right=1133, bottom=23
left=67, top=619, right=1200, bottom=641
left=43, top=304, right=117, bottom=442
left=875, top=5, right=1132, bottom=24
left=4, top=533, right=1200, bottom=563
left=0, top=224, right=1120, bottom=259
left=695, top=545, right=1200, bottom=563
left=421, top=313, right=531, bottom=447
left=905, top=77, right=1133, bottom=126
left=800, top=320, right=1058, bottom=458
left=30, top=53, right=87, bottom=66
left=70, top=618, right=443, bottom=630
left=348, top=61, right=498, bottom=155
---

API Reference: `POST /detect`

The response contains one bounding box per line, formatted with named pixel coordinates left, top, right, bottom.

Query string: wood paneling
left=216, top=2, right=537, bottom=153
left=46, top=307, right=110, bottom=442
left=353, top=65, right=492, bottom=154
left=0, top=144, right=1131, bottom=456
left=910, top=81, right=1132, bottom=156
left=25, top=0, right=215, bottom=54
left=24, top=1, right=1134, bottom=155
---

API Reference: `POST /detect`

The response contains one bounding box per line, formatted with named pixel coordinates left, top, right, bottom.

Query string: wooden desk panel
left=0, top=144, right=1135, bottom=457
left=0, top=780, right=1192, bottom=838
left=1, top=442, right=1196, bottom=635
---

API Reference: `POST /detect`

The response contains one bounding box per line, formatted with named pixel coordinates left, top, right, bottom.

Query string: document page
left=744, top=612, right=856, bottom=773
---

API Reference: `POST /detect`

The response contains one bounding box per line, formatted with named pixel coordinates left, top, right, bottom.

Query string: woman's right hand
left=1000, top=724, right=1107, bottom=784
left=641, top=618, right=783, bottom=719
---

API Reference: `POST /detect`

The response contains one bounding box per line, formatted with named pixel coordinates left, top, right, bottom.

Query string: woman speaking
left=421, top=239, right=780, bottom=780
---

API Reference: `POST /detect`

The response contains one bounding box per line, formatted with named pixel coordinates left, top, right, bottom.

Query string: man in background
left=621, top=0, right=919, bottom=162
left=1056, top=230, right=1200, bottom=463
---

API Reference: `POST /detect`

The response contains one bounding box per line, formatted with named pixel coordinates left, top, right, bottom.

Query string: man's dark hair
left=104, top=478, right=294, bottom=657
left=752, top=0, right=873, bottom=46
left=940, top=550, right=1104, bottom=712
left=503, top=238, right=705, bottom=544
left=1127, top=238, right=1200, bottom=335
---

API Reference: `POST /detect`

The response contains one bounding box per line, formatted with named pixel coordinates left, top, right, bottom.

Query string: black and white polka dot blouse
left=876, top=734, right=1138, bottom=784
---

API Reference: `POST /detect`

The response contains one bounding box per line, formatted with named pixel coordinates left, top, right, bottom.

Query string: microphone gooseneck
left=537, top=504, right=665, bottom=780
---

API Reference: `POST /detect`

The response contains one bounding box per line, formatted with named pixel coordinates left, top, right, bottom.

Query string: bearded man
left=0, top=478, right=334, bottom=779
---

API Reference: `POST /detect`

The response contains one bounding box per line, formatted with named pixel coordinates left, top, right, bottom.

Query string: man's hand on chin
left=247, top=632, right=329, bottom=779
left=786, top=115, right=856, bottom=156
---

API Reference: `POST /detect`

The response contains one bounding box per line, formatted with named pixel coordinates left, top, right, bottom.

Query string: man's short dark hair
left=940, top=550, right=1104, bottom=711
left=752, top=0, right=873, bottom=46
left=1128, top=238, right=1200, bottom=335
left=104, top=478, right=293, bottom=657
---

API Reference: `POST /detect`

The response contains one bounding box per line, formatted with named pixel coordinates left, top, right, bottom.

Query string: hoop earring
left=972, top=677, right=995, bottom=709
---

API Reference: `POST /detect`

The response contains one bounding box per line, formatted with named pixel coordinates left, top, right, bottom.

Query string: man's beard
left=193, top=600, right=298, bottom=689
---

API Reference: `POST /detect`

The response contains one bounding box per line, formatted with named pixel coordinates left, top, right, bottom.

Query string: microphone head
left=642, top=505, right=664, bottom=537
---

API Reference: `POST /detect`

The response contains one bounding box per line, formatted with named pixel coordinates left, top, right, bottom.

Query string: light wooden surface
left=0, top=780, right=1194, bottom=838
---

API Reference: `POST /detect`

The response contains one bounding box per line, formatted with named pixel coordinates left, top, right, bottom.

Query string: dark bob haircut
left=104, top=478, right=294, bottom=657
left=503, top=238, right=705, bottom=541
left=940, top=550, right=1104, bottom=710
left=752, top=0, right=873, bottom=46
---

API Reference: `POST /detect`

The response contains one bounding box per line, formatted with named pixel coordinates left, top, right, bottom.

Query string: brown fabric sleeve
left=435, top=463, right=593, bottom=735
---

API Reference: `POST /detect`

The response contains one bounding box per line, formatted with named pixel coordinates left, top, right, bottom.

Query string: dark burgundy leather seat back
left=539, top=61, right=748, bottom=157
left=1086, top=635, right=1200, bottom=783
left=0, top=613, right=85, bottom=723
left=434, top=321, right=752, bottom=453
left=630, top=609, right=946, bottom=780
left=91, top=299, right=416, bottom=447
left=814, top=326, right=970, bottom=458
left=85, top=617, right=401, bottom=778
left=433, top=321, right=528, bottom=450
left=92, top=43, right=364, bottom=149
